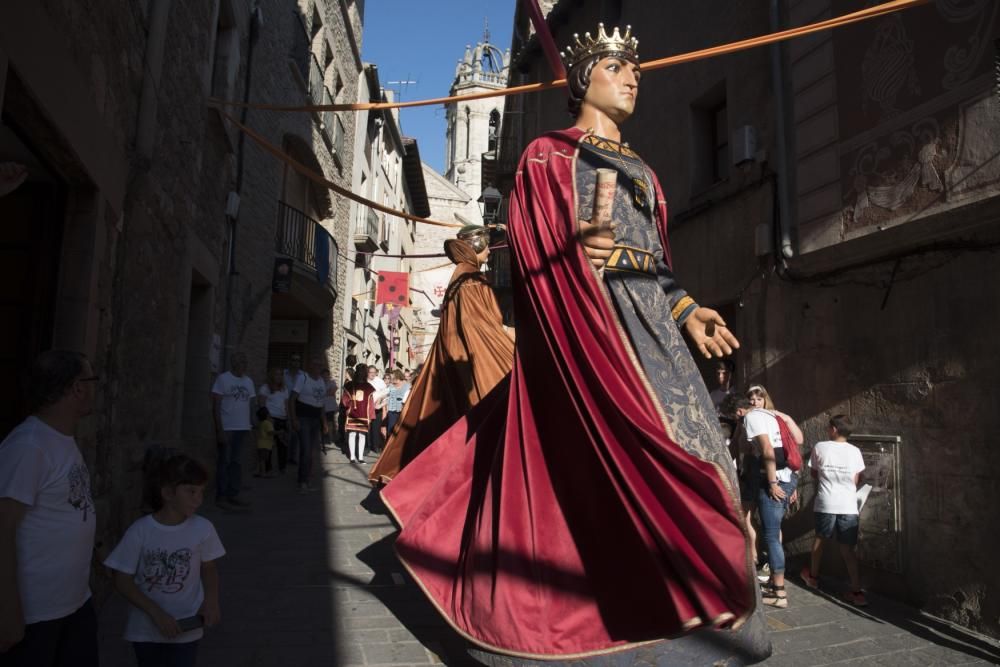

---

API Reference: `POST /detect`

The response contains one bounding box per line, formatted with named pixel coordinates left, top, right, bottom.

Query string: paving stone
left=362, top=640, right=434, bottom=664
left=98, top=445, right=1000, bottom=667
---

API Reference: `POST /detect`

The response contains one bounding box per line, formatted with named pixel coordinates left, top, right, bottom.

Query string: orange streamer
left=209, top=0, right=929, bottom=114
left=218, top=111, right=463, bottom=229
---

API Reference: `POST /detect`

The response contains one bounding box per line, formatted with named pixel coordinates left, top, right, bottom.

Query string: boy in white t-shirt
left=801, top=414, right=867, bottom=607
left=105, top=455, right=225, bottom=666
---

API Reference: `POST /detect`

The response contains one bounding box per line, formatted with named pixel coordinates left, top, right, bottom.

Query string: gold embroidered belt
left=604, top=245, right=657, bottom=277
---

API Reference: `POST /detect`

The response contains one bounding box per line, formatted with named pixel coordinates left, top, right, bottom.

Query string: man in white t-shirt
left=801, top=414, right=867, bottom=606
left=289, top=359, right=329, bottom=492
left=320, top=368, right=339, bottom=450
left=282, top=354, right=306, bottom=465
left=741, top=405, right=796, bottom=609
left=210, top=352, right=256, bottom=511
left=0, top=350, right=99, bottom=665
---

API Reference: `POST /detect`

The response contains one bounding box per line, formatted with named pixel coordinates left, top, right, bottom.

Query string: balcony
left=275, top=201, right=338, bottom=295
left=354, top=208, right=379, bottom=251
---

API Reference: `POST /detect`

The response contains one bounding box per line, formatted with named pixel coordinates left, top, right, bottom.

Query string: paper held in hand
left=592, top=168, right=617, bottom=228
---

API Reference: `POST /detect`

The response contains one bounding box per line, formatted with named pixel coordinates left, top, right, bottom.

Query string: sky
left=360, top=0, right=515, bottom=174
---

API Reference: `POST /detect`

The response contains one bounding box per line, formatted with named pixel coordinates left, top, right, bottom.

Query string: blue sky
left=361, top=1, right=515, bottom=174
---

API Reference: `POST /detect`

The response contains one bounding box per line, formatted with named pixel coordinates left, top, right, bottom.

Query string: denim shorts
left=815, top=512, right=859, bottom=546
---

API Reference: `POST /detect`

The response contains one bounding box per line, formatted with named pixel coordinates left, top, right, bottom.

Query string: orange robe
left=369, top=240, right=514, bottom=484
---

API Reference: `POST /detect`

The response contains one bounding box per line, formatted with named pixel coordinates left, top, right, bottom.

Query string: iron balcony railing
left=275, top=201, right=338, bottom=293
left=353, top=208, right=379, bottom=250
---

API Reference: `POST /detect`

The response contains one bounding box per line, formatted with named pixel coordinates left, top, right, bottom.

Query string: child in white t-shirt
left=801, top=414, right=867, bottom=607
left=104, top=455, right=226, bottom=666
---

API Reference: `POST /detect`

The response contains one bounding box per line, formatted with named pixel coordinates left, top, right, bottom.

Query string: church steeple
left=443, top=23, right=510, bottom=196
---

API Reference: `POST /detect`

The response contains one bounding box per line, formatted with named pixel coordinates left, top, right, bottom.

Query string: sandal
left=762, top=584, right=788, bottom=608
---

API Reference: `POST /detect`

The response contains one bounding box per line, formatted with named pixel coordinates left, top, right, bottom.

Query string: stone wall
left=0, top=0, right=361, bottom=608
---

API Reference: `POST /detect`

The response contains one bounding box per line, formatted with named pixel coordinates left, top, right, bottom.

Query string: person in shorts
left=801, top=414, right=867, bottom=606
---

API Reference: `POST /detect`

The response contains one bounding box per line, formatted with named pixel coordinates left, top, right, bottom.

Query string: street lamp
left=477, top=186, right=502, bottom=225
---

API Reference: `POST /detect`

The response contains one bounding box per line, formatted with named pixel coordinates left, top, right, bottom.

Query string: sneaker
left=228, top=496, right=252, bottom=508
left=298, top=483, right=309, bottom=495
left=800, top=567, right=819, bottom=589
left=842, top=590, right=869, bottom=607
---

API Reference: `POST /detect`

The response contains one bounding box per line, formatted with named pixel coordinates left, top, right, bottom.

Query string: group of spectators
left=711, top=360, right=869, bottom=610
left=0, top=347, right=417, bottom=667
left=213, top=352, right=414, bottom=501
left=0, top=346, right=870, bottom=666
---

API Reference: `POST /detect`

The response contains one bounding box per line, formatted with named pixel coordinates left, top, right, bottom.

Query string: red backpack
left=752, top=408, right=802, bottom=472
left=774, top=413, right=803, bottom=472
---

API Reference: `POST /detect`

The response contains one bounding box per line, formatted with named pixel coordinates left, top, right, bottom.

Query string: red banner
left=375, top=271, right=409, bottom=306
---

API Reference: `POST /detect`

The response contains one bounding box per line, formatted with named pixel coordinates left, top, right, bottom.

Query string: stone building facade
left=0, top=0, right=361, bottom=604
left=344, top=65, right=428, bottom=375
left=499, top=0, right=1000, bottom=638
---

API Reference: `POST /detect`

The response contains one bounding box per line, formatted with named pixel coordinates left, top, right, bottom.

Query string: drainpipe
left=221, top=5, right=262, bottom=368
left=769, top=0, right=796, bottom=260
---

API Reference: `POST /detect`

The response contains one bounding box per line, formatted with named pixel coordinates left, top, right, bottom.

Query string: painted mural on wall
left=833, top=0, right=1000, bottom=232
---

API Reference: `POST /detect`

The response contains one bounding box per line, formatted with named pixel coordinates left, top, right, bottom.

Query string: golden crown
left=560, top=23, right=639, bottom=71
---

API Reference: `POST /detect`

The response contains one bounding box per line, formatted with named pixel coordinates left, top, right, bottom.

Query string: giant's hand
left=576, top=219, right=617, bottom=270
left=683, top=307, right=740, bottom=358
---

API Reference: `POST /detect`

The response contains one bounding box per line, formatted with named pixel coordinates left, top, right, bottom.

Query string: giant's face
left=583, top=56, right=641, bottom=123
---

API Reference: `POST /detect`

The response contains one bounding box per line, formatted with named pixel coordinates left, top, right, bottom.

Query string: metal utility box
left=852, top=434, right=903, bottom=573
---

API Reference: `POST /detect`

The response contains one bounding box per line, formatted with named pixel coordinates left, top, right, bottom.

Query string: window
left=711, top=103, right=729, bottom=183
left=488, top=109, right=501, bottom=153
left=689, top=81, right=728, bottom=193
left=209, top=0, right=239, bottom=100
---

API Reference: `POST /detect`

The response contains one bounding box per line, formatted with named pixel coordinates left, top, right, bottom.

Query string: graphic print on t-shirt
left=67, top=462, right=94, bottom=521
left=311, top=384, right=326, bottom=403
left=229, top=384, right=251, bottom=402
left=141, top=547, right=193, bottom=594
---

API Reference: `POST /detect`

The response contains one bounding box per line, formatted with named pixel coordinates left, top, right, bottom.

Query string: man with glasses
left=0, top=350, right=99, bottom=665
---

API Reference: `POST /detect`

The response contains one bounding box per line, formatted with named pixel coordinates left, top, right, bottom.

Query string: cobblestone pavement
left=98, top=447, right=1000, bottom=666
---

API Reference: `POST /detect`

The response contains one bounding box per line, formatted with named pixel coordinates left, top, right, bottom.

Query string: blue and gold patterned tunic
left=575, top=134, right=734, bottom=477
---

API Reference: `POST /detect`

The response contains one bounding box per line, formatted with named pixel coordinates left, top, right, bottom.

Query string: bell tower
left=443, top=23, right=510, bottom=197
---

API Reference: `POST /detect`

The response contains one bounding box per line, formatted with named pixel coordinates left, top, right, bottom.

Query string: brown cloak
left=368, top=239, right=514, bottom=484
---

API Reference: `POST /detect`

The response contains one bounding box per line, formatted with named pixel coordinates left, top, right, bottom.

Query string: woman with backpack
left=740, top=385, right=804, bottom=608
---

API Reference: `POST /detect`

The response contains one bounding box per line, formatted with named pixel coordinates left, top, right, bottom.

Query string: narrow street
left=98, top=448, right=1000, bottom=666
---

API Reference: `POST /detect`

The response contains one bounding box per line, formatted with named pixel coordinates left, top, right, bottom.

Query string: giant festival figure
left=369, top=226, right=515, bottom=485
left=381, top=24, right=771, bottom=664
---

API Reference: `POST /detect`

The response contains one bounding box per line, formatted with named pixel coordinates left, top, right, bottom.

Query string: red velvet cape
left=382, top=127, right=755, bottom=659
